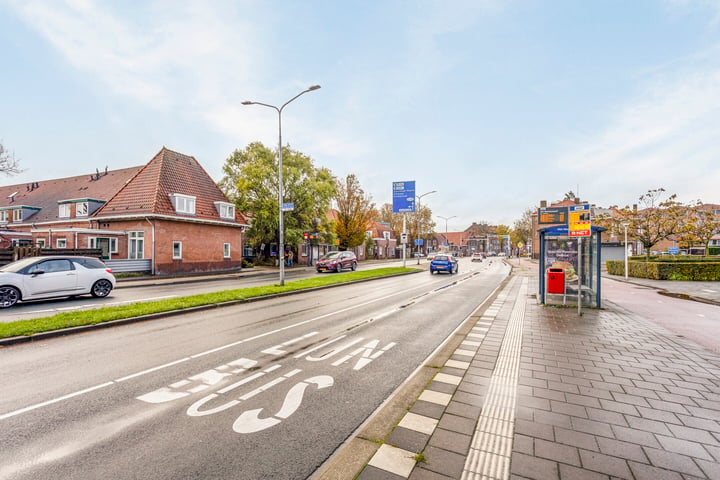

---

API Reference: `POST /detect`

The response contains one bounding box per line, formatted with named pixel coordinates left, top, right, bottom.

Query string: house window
left=76, top=202, right=89, bottom=217
left=169, top=194, right=196, bottom=215
left=89, top=237, right=118, bottom=255
left=173, top=241, right=182, bottom=260
left=0, top=210, right=8, bottom=222
left=56, top=238, right=67, bottom=248
left=215, top=202, right=235, bottom=220
left=36, top=238, right=46, bottom=248
left=12, top=209, right=22, bottom=222
left=129, top=231, right=144, bottom=259
left=223, top=243, right=231, bottom=258
left=59, top=203, right=71, bottom=218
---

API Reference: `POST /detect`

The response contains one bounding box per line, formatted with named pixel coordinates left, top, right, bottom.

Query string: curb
left=0, top=269, right=421, bottom=347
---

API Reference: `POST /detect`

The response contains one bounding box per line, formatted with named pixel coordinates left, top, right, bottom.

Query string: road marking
left=1, top=277, right=470, bottom=421
left=0, top=382, right=114, bottom=420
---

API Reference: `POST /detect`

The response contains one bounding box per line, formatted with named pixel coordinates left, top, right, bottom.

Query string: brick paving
left=358, top=267, right=720, bottom=480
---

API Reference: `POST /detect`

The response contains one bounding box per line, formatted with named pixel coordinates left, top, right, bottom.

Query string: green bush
left=607, top=259, right=720, bottom=280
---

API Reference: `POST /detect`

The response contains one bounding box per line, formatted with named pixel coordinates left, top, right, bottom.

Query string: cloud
left=556, top=47, right=720, bottom=206
left=9, top=0, right=265, bottom=128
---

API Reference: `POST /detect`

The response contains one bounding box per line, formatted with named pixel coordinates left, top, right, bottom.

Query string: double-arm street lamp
left=242, top=85, right=321, bottom=286
left=416, top=190, right=437, bottom=264
left=437, top=215, right=456, bottom=250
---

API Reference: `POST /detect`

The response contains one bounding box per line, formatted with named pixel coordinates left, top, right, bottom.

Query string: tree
left=511, top=208, right=533, bottom=249
left=334, top=174, right=376, bottom=249
left=496, top=224, right=511, bottom=252
left=0, top=142, right=23, bottom=176
left=563, top=190, right=580, bottom=202
left=611, top=188, right=683, bottom=261
left=680, top=201, right=720, bottom=256
left=219, top=142, right=336, bottom=259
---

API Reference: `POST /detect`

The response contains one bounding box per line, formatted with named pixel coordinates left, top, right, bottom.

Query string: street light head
left=241, top=101, right=254, bottom=105
left=308, top=85, right=321, bottom=91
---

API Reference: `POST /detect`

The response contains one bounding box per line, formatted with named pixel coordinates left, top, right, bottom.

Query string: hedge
left=607, top=260, right=720, bottom=280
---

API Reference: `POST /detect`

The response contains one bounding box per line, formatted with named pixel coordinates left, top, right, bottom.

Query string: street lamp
left=437, top=215, right=456, bottom=250
left=622, top=221, right=630, bottom=280
left=242, top=85, right=321, bottom=286
left=416, top=190, right=437, bottom=264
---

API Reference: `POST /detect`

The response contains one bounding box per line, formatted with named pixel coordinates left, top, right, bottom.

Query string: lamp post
left=622, top=221, right=630, bottom=280
left=415, top=190, right=437, bottom=264
left=242, top=85, right=321, bottom=286
left=437, top=215, right=456, bottom=251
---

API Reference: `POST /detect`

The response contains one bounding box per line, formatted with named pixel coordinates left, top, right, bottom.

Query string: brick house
left=0, top=147, right=248, bottom=275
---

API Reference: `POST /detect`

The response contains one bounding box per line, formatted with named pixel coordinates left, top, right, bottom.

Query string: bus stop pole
left=578, top=237, right=582, bottom=316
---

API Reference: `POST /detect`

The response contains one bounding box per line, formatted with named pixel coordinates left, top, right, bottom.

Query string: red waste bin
left=547, top=267, right=565, bottom=294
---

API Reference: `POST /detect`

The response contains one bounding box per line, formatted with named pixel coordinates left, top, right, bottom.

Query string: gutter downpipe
left=145, top=217, right=155, bottom=276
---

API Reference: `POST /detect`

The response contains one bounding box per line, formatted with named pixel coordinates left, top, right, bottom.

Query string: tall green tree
left=334, top=174, right=376, bottom=249
left=378, top=202, right=434, bottom=249
left=220, top=142, right=336, bottom=258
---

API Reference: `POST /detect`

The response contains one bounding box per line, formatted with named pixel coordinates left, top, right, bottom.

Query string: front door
left=97, top=238, right=111, bottom=259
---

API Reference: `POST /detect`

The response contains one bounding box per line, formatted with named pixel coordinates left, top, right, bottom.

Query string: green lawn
left=0, top=267, right=418, bottom=339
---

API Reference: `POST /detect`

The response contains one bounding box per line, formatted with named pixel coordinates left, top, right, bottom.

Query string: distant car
left=413, top=252, right=425, bottom=258
left=429, top=254, right=459, bottom=274
left=316, top=251, right=358, bottom=273
left=0, top=256, right=116, bottom=308
left=471, top=253, right=484, bottom=262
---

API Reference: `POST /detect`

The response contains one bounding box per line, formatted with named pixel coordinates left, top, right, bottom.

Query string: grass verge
left=0, top=267, right=417, bottom=340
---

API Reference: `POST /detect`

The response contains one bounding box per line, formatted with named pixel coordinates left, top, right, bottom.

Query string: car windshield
left=321, top=252, right=341, bottom=260
left=0, top=257, right=42, bottom=273
left=434, top=255, right=449, bottom=261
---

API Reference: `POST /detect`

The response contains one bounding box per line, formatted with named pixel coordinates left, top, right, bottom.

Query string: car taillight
left=106, top=268, right=113, bottom=274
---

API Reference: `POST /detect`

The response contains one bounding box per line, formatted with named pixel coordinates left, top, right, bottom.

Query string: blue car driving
left=429, top=254, right=458, bottom=274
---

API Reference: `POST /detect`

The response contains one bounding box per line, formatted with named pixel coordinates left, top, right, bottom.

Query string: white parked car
left=0, top=256, right=116, bottom=308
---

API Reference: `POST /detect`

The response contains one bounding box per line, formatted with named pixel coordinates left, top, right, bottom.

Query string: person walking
left=287, top=250, right=294, bottom=267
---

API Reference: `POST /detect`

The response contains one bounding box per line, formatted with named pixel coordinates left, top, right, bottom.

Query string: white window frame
left=56, top=238, right=67, bottom=248
left=129, top=231, right=144, bottom=259
left=215, top=202, right=235, bottom=220
left=36, top=238, right=46, bottom=248
left=223, top=243, right=231, bottom=258
left=59, top=203, right=71, bottom=218
left=173, top=241, right=183, bottom=260
left=169, top=194, right=196, bottom=215
left=89, top=237, right=118, bottom=253
left=0, top=210, right=8, bottom=222
left=12, top=208, right=22, bottom=222
left=76, top=201, right=89, bottom=217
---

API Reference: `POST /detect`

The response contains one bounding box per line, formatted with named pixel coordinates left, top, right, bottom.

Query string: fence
left=0, top=247, right=103, bottom=267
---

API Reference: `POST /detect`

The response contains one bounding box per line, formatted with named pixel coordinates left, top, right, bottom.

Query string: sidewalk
left=357, top=262, right=720, bottom=479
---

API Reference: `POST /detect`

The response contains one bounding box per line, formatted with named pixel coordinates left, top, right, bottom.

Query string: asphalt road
left=0, top=258, right=510, bottom=480
left=0, top=259, right=401, bottom=322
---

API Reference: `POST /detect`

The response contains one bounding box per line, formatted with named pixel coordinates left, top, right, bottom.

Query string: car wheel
left=336, top=264, right=342, bottom=273
left=91, top=279, right=113, bottom=298
left=351, top=262, right=357, bottom=271
left=0, top=286, right=20, bottom=308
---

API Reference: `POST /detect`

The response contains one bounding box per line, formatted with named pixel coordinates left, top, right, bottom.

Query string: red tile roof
left=96, top=147, right=247, bottom=224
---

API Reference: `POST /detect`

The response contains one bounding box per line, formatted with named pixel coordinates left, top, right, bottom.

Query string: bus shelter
left=538, top=225, right=605, bottom=308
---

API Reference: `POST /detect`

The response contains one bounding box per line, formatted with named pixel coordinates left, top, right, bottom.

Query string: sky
left=2, top=0, right=720, bottom=232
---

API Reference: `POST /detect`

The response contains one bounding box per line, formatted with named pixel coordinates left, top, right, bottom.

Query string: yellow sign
left=569, top=204, right=591, bottom=237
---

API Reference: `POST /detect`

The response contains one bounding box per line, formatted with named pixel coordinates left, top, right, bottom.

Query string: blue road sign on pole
left=392, top=181, right=416, bottom=213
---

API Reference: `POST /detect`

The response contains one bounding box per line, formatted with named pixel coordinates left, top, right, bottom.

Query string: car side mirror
left=32, top=270, right=45, bottom=276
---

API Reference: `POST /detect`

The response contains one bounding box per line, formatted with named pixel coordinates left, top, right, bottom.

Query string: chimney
left=540, top=200, right=547, bottom=208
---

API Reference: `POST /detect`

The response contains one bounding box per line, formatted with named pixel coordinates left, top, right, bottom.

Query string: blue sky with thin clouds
left=2, top=0, right=719, bottom=229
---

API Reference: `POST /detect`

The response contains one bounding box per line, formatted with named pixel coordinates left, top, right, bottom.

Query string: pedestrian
left=287, top=250, right=294, bottom=267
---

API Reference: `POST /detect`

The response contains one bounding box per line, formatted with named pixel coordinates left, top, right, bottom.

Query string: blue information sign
left=392, top=181, right=416, bottom=213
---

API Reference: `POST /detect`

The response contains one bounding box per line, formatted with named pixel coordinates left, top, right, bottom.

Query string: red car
left=316, top=251, right=358, bottom=273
